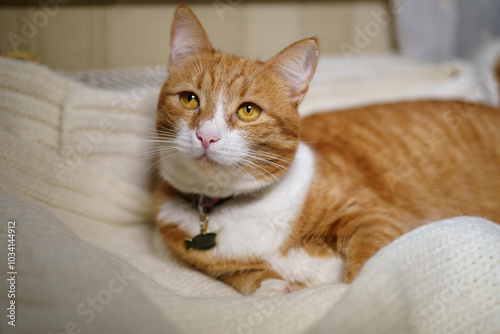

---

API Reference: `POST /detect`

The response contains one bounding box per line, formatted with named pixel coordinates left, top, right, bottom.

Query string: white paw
left=254, top=279, right=291, bottom=296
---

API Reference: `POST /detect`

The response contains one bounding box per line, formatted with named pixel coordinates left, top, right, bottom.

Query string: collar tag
left=185, top=195, right=218, bottom=251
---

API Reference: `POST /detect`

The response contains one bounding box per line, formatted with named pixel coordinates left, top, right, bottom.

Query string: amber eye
left=179, top=92, right=199, bottom=109
left=237, top=103, right=262, bottom=121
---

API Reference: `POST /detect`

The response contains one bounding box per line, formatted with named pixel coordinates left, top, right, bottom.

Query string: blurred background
left=0, top=0, right=498, bottom=72
left=0, top=0, right=392, bottom=71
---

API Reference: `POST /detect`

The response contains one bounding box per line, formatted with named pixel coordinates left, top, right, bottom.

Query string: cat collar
left=184, top=194, right=231, bottom=251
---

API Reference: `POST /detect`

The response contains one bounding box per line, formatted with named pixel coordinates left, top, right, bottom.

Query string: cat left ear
left=268, top=38, right=319, bottom=104
left=169, top=5, right=213, bottom=68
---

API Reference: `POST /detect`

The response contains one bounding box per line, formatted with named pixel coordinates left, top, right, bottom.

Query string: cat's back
left=300, top=100, right=500, bottom=159
left=300, top=100, right=500, bottom=142
left=300, top=100, right=500, bottom=221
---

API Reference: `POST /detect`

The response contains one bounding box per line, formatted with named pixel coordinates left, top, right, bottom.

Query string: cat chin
left=160, top=161, right=271, bottom=198
left=193, top=155, right=222, bottom=171
left=159, top=149, right=274, bottom=197
left=170, top=170, right=271, bottom=197
left=168, top=179, right=269, bottom=198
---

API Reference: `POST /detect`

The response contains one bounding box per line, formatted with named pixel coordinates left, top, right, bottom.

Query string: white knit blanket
left=1, top=54, right=499, bottom=334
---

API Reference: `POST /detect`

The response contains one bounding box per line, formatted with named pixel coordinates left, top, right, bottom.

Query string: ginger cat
left=154, top=5, right=500, bottom=295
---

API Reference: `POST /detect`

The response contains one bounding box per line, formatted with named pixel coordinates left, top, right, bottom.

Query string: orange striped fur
left=154, top=5, right=500, bottom=295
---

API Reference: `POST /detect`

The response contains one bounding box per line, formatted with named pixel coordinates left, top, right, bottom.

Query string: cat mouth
left=195, top=151, right=237, bottom=172
left=196, top=153, right=221, bottom=167
left=198, top=154, right=212, bottom=162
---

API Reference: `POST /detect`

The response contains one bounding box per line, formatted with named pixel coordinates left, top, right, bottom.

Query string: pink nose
left=196, top=128, right=221, bottom=150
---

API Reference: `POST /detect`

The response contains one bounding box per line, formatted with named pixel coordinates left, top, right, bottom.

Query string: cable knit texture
left=0, top=55, right=499, bottom=334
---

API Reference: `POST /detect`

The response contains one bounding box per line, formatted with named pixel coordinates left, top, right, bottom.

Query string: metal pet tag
left=185, top=232, right=217, bottom=251
left=185, top=204, right=217, bottom=251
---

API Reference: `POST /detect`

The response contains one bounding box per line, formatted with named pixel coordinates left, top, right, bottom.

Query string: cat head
left=156, top=4, right=318, bottom=197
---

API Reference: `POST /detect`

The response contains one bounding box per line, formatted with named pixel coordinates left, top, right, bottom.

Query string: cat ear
left=268, top=38, right=319, bottom=104
left=169, top=5, right=213, bottom=68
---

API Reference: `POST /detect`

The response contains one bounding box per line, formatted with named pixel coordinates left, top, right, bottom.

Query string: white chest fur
left=156, top=142, right=345, bottom=286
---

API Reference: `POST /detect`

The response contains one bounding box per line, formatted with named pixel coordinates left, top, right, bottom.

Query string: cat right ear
left=169, top=5, right=213, bottom=68
left=268, top=38, right=319, bottom=105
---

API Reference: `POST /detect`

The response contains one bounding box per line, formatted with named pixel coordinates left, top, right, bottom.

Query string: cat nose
left=196, top=127, right=221, bottom=150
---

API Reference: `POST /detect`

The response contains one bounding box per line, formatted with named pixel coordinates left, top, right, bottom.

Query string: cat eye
left=237, top=103, right=262, bottom=122
left=179, top=91, right=199, bottom=109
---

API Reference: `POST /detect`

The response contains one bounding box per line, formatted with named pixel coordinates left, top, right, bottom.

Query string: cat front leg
left=219, top=269, right=291, bottom=296
left=340, top=216, right=406, bottom=283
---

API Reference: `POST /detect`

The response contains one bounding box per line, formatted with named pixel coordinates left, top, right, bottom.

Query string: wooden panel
left=105, top=5, right=174, bottom=69
left=349, top=1, right=391, bottom=52
left=0, top=0, right=386, bottom=5
left=186, top=3, right=245, bottom=57
left=0, top=8, right=20, bottom=53
left=0, top=1, right=392, bottom=71
left=0, top=8, right=40, bottom=55
left=88, top=6, right=108, bottom=69
left=36, top=7, right=93, bottom=70
left=301, top=2, right=353, bottom=54
left=244, top=3, right=302, bottom=60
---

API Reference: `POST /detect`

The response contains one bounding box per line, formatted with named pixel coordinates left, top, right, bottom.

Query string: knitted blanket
left=1, top=54, right=499, bottom=334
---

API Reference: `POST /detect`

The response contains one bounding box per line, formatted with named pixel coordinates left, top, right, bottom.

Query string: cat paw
left=254, top=279, right=291, bottom=296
